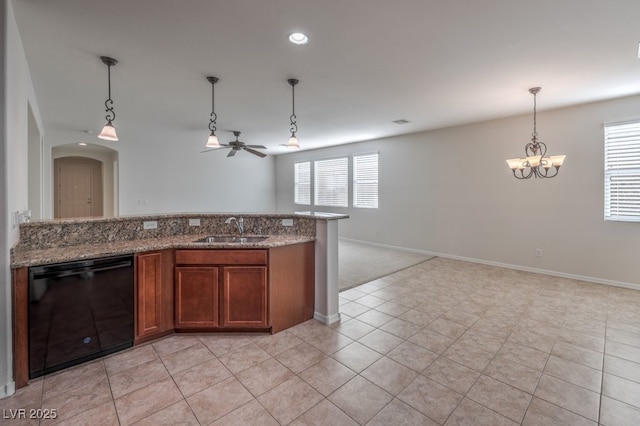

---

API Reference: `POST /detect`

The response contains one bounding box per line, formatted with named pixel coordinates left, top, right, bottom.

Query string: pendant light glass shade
left=98, top=121, right=118, bottom=141
left=98, top=56, right=119, bottom=141
left=287, top=135, right=300, bottom=149
left=206, top=131, right=220, bottom=148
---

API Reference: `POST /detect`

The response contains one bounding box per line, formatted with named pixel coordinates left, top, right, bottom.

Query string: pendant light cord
left=209, top=81, right=217, bottom=133
left=290, top=81, right=297, bottom=135
left=104, top=63, right=115, bottom=122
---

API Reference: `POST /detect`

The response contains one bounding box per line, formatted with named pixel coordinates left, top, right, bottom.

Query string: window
left=294, top=162, right=311, bottom=205
left=314, top=157, right=348, bottom=207
left=604, top=121, right=640, bottom=222
left=353, top=153, right=379, bottom=208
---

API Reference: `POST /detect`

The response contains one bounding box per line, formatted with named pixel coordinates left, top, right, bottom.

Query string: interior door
left=54, top=157, right=103, bottom=218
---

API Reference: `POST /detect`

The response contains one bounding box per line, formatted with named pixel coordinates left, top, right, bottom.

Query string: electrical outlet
left=189, top=218, right=201, bottom=226
left=143, top=220, right=158, bottom=230
left=282, top=218, right=294, bottom=227
left=11, top=211, right=20, bottom=229
left=535, top=248, right=542, bottom=257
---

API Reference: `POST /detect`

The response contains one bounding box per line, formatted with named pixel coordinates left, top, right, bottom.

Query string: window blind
left=294, top=161, right=311, bottom=205
left=314, top=157, right=348, bottom=207
left=353, top=153, right=379, bottom=208
left=604, top=121, right=640, bottom=222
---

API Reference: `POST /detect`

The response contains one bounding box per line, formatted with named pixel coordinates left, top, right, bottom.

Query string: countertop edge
left=11, top=235, right=316, bottom=269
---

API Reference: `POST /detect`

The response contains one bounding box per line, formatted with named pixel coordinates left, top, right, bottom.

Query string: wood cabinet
left=174, top=250, right=269, bottom=330
left=175, top=267, right=219, bottom=328
left=222, top=266, right=267, bottom=327
left=135, top=250, right=174, bottom=343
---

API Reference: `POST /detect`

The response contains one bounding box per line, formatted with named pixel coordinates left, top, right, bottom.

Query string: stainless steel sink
left=235, top=236, right=268, bottom=243
left=194, top=236, right=237, bottom=243
left=194, top=236, right=268, bottom=243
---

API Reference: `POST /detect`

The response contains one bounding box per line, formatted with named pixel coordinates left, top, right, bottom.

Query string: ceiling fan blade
left=227, top=149, right=237, bottom=157
left=200, top=145, right=231, bottom=153
left=245, top=145, right=267, bottom=149
left=244, top=147, right=267, bottom=158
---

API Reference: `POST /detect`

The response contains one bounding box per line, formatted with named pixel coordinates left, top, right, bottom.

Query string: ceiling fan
left=201, top=131, right=267, bottom=158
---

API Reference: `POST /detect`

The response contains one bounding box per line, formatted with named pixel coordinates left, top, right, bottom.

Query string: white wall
left=115, top=129, right=276, bottom=215
left=276, top=95, right=640, bottom=287
left=42, top=128, right=276, bottom=217
left=1, top=0, right=43, bottom=398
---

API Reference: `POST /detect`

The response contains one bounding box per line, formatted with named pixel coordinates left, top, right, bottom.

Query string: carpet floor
left=339, top=239, right=433, bottom=291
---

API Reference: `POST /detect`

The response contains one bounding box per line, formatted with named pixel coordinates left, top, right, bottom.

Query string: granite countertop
left=11, top=234, right=315, bottom=268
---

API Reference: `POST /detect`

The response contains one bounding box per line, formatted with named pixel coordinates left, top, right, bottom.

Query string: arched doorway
left=54, top=156, right=103, bottom=218
left=51, top=143, right=118, bottom=218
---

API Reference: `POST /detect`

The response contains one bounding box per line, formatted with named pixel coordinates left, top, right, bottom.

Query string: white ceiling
left=12, top=0, right=640, bottom=155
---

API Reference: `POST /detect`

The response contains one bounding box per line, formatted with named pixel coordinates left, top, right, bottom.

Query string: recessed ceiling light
left=392, top=119, right=410, bottom=125
left=78, top=142, right=87, bottom=146
left=289, top=32, right=309, bottom=45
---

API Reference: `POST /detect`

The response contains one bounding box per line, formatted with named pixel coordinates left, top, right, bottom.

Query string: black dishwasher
left=28, top=255, right=134, bottom=378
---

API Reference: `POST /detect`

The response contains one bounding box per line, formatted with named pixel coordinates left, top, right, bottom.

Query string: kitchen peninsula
left=10, top=212, right=347, bottom=389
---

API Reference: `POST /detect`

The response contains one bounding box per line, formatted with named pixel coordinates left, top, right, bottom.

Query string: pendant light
left=287, top=78, right=300, bottom=149
left=205, top=76, right=221, bottom=148
left=98, top=56, right=119, bottom=141
left=506, top=87, right=566, bottom=179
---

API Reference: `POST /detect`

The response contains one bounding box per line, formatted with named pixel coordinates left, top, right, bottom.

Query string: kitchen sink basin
left=194, top=236, right=268, bottom=243
left=235, top=236, right=269, bottom=243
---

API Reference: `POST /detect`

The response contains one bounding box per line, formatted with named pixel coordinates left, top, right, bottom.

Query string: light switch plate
left=143, top=220, right=158, bottom=230
left=189, top=218, right=201, bottom=226
left=282, top=218, right=294, bottom=227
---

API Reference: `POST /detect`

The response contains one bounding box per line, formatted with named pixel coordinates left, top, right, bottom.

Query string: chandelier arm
left=513, top=168, right=532, bottom=179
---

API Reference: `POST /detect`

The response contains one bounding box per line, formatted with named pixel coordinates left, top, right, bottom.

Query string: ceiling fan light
left=206, top=132, right=220, bottom=148
left=287, top=135, right=300, bottom=149
left=98, top=121, right=118, bottom=141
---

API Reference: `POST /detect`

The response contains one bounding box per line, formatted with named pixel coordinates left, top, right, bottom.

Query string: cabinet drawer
left=175, top=250, right=267, bottom=265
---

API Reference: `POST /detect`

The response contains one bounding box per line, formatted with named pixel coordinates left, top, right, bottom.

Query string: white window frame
left=353, top=153, right=379, bottom=208
left=314, top=157, right=349, bottom=207
left=294, top=161, right=311, bottom=205
left=604, top=120, right=640, bottom=222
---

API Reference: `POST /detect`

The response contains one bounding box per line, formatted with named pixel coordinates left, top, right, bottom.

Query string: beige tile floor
left=3, top=257, right=640, bottom=425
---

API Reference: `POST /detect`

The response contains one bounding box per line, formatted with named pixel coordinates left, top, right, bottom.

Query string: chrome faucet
left=225, top=216, right=244, bottom=235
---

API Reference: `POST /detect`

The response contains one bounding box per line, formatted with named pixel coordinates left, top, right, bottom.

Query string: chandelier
left=506, top=87, right=566, bottom=179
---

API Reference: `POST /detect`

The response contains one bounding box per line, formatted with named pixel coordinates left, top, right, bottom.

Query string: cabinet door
left=136, top=252, right=163, bottom=337
left=175, top=267, right=219, bottom=328
left=222, top=266, right=267, bottom=327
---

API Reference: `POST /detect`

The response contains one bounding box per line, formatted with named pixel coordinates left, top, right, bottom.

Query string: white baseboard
left=339, top=237, right=433, bottom=256
left=1, top=381, right=15, bottom=399
left=314, top=311, right=341, bottom=325
left=339, top=237, right=640, bottom=291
